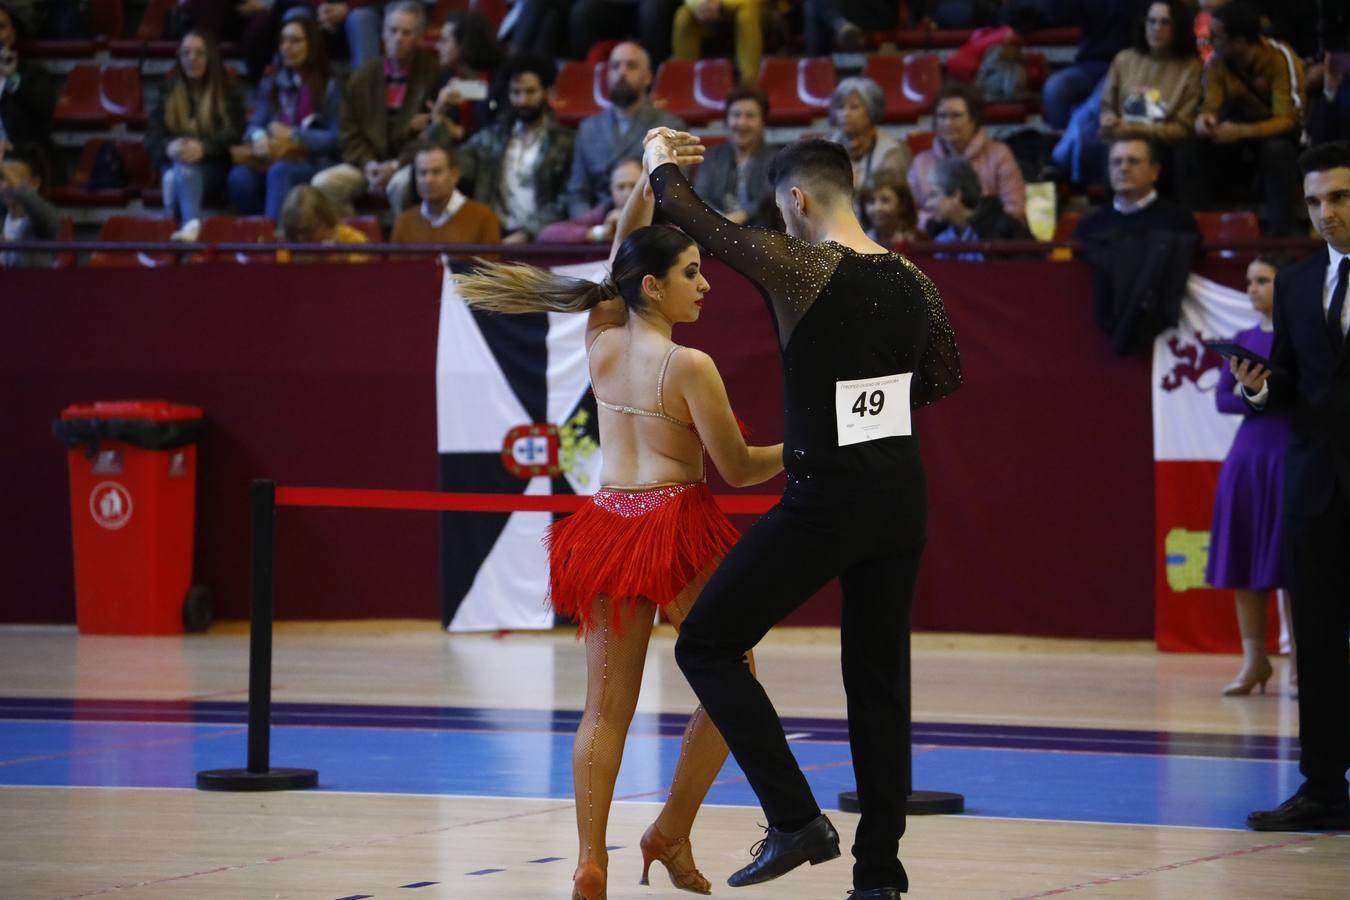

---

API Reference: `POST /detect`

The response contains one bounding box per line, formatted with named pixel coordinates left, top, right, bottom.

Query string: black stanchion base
left=196, top=767, right=319, bottom=791
left=837, top=790, right=964, bottom=815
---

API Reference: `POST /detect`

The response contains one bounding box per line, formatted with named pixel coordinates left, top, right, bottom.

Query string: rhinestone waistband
left=593, top=484, right=695, bottom=518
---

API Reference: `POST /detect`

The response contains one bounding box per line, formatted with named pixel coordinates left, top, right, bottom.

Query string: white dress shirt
left=421, top=190, right=467, bottom=228
left=499, top=120, right=546, bottom=232
left=1245, top=242, right=1350, bottom=406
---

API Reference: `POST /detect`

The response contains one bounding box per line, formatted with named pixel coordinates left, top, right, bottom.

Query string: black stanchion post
left=837, top=630, right=963, bottom=816
left=197, top=480, right=318, bottom=791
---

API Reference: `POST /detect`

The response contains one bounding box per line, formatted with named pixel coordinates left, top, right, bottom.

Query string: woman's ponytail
left=453, top=260, right=620, bottom=314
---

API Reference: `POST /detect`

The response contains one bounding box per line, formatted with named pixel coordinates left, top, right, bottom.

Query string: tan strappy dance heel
left=639, top=823, right=712, bottom=895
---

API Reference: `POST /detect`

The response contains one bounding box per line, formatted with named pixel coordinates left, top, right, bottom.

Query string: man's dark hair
left=724, top=84, right=770, bottom=120
left=1131, top=0, right=1197, bottom=57
left=1298, top=140, right=1350, bottom=178
left=1213, top=2, right=1262, bottom=44
left=768, top=139, right=855, bottom=201
left=932, top=157, right=981, bottom=210
left=502, top=52, right=556, bottom=89
left=1111, top=135, right=1160, bottom=166
left=936, top=82, right=985, bottom=126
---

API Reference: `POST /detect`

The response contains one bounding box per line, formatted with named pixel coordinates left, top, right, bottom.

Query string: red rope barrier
left=274, top=486, right=779, bottom=515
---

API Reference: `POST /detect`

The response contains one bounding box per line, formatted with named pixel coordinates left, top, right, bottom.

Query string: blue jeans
left=1041, top=60, right=1109, bottom=130
left=1050, top=78, right=1106, bottom=184
left=162, top=160, right=227, bottom=224
left=228, top=159, right=321, bottom=220
left=345, top=6, right=380, bottom=69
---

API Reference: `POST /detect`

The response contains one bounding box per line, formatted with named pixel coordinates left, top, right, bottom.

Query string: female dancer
left=1207, top=252, right=1296, bottom=695
left=456, top=168, right=784, bottom=900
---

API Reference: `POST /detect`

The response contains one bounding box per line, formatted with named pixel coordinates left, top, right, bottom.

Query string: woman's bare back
left=588, top=327, right=706, bottom=488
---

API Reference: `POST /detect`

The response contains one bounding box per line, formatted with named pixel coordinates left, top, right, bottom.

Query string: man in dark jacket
left=455, top=54, right=575, bottom=243
left=1235, top=141, right=1350, bottom=833
left=0, top=0, right=57, bottom=176
left=312, top=0, right=440, bottom=215
left=1074, top=136, right=1198, bottom=353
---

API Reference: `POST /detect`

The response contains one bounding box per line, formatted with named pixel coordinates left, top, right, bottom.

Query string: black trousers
left=1174, top=134, right=1302, bottom=236
left=675, top=467, right=926, bottom=892
left=1289, top=488, right=1350, bottom=801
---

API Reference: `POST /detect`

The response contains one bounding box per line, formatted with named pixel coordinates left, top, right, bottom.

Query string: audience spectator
left=424, top=10, right=506, bottom=146
left=802, top=0, right=900, bottom=55
left=391, top=141, right=501, bottom=243
left=228, top=12, right=342, bottom=220
left=0, top=2, right=57, bottom=172
left=1, top=141, right=59, bottom=268
left=276, top=183, right=370, bottom=262
left=909, top=83, right=1025, bottom=229
left=455, top=54, right=574, bottom=244
left=1176, top=1, right=1306, bottom=235
left=565, top=0, right=683, bottom=64
left=271, top=1, right=382, bottom=71
left=313, top=1, right=439, bottom=216
left=1307, top=45, right=1350, bottom=147
left=502, top=0, right=569, bottom=58
left=1052, top=0, right=1200, bottom=186
left=672, top=0, right=765, bottom=86
left=537, top=156, right=641, bottom=243
left=1074, top=137, right=1199, bottom=353
left=562, top=41, right=683, bottom=217
left=163, top=0, right=276, bottom=82
left=148, top=29, right=247, bottom=241
left=1041, top=0, right=1152, bottom=130
left=827, top=76, right=912, bottom=205
left=976, top=28, right=1029, bottom=103
left=860, top=166, right=919, bottom=250
left=35, top=0, right=90, bottom=39
left=926, top=156, right=1031, bottom=259
left=692, top=86, right=778, bottom=227
left=1207, top=251, right=1297, bottom=698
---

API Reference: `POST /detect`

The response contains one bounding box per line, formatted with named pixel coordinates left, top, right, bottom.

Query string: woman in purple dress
left=1207, top=253, right=1296, bottom=696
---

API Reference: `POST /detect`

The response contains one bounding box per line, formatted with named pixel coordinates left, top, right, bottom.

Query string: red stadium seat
left=553, top=61, right=608, bottom=127
left=194, top=216, right=278, bottom=263
left=757, top=57, right=835, bottom=126
left=90, top=0, right=125, bottom=38
left=586, top=40, right=621, bottom=67
left=653, top=59, right=733, bottom=126
left=1053, top=210, right=1082, bottom=242
left=1197, top=211, right=1260, bottom=257
left=862, top=54, right=941, bottom=123
left=49, top=140, right=155, bottom=207
left=89, top=216, right=179, bottom=268
left=53, top=65, right=144, bottom=128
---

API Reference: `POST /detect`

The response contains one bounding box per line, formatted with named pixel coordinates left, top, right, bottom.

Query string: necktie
left=1330, top=257, right=1349, bottom=355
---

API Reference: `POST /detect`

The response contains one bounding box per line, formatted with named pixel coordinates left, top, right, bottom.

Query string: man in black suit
left=1234, top=140, right=1350, bottom=832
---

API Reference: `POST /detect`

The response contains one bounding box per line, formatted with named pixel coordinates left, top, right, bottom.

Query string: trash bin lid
left=60, top=401, right=203, bottom=422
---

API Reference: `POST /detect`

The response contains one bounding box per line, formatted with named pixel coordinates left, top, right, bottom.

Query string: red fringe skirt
left=547, top=482, right=739, bottom=633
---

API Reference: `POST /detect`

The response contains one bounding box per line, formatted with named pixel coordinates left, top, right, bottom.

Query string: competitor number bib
left=835, top=373, right=912, bottom=447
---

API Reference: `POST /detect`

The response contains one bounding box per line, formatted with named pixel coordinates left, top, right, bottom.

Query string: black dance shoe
left=1247, top=790, right=1350, bottom=832
left=848, top=889, right=903, bottom=898
left=727, top=814, right=840, bottom=887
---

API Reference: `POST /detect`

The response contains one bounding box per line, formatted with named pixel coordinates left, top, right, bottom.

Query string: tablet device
left=1205, top=341, right=1284, bottom=375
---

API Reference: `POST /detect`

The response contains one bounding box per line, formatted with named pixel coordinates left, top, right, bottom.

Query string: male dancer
left=643, top=130, right=962, bottom=899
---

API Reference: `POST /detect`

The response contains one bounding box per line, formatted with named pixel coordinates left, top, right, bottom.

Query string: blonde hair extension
left=454, top=260, right=619, bottom=315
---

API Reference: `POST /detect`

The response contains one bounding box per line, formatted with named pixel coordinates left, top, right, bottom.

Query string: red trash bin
left=53, top=400, right=209, bottom=635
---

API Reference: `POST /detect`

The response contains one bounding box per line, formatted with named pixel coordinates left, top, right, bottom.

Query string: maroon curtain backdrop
left=3, top=258, right=1154, bottom=637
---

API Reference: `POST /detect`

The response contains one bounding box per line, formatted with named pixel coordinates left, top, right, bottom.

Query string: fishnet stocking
left=572, top=595, right=654, bottom=870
